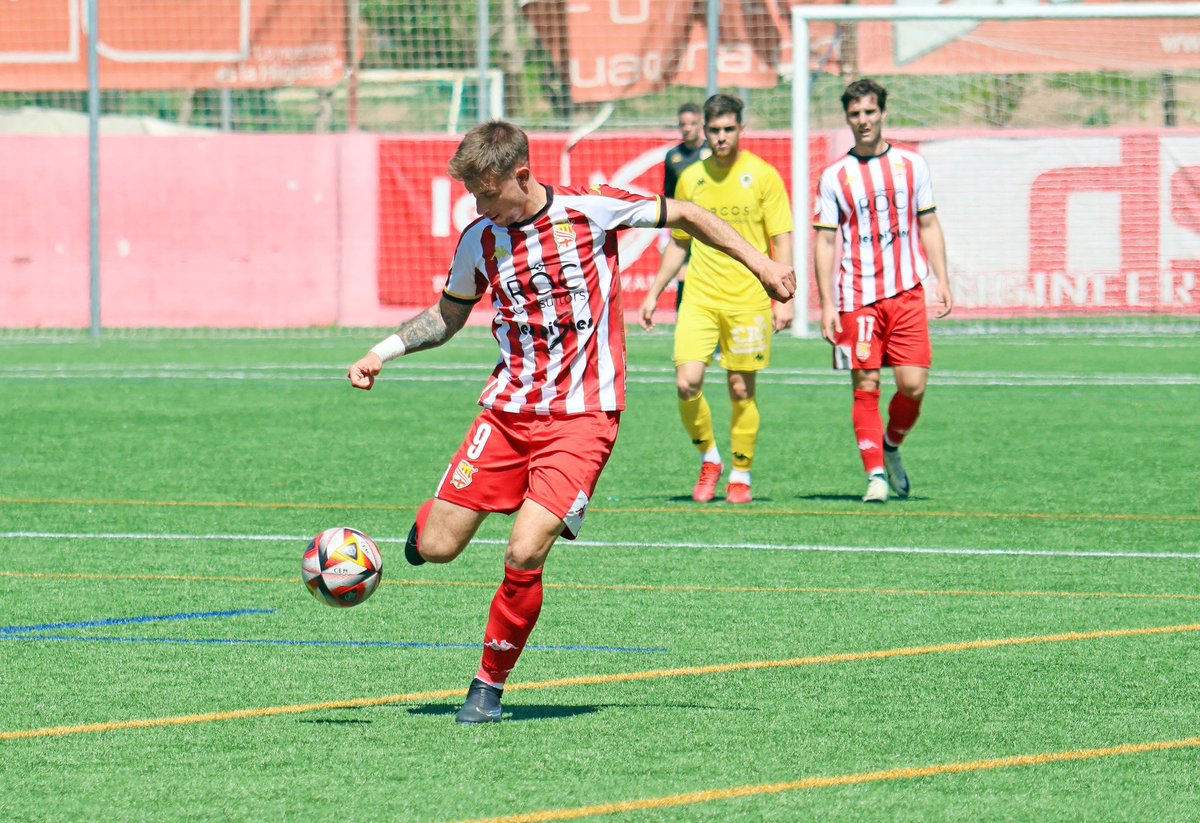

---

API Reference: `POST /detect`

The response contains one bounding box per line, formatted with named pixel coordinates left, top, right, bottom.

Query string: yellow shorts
left=674, top=301, right=773, bottom=371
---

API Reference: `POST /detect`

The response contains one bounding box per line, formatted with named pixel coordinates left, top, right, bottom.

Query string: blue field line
left=0, top=634, right=668, bottom=653
left=0, top=609, right=276, bottom=635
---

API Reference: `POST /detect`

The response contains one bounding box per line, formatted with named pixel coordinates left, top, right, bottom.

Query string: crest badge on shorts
left=451, top=459, right=476, bottom=489
left=856, top=339, right=872, bottom=362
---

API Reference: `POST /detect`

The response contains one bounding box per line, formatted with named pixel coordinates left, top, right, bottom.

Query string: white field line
left=2, top=531, right=1198, bottom=561
left=0, top=363, right=1196, bottom=387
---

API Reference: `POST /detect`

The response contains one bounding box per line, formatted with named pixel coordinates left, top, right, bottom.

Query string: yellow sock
left=679, top=392, right=715, bottom=453
left=730, top=397, right=759, bottom=472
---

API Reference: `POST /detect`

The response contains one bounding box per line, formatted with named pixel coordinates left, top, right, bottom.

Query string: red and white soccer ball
left=302, top=527, right=383, bottom=608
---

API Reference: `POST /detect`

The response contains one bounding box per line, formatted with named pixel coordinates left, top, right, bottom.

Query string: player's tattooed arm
left=348, top=294, right=476, bottom=390
left=396, top=295, right=473, bottom=354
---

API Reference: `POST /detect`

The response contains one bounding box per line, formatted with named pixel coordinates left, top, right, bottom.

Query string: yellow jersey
left=671, top=149, right=793, bottom=309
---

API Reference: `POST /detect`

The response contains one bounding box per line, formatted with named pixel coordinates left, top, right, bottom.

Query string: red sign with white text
left=522, top=0, right=786, bottom=103
left=379, top=129, right=1200, bottom=316
left=0, top=0, right=346, bottom=91
left=792, top=0, right=1200, bottom=77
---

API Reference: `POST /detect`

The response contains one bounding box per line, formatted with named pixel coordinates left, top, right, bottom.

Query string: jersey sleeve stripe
left=442, top=289, right=482, bottom=304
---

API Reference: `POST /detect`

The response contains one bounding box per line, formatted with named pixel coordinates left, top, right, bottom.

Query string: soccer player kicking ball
left=348, top=120, right=795, bottom=724
left=813, top=79, right=953, bottom=503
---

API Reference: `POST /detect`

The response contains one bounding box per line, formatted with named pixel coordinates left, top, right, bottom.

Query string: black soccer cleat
left=455, top=678, right=503, bottom=724
left=405, top=499, right=434, bottom=566
left=404, top=520, right=426, bottom=566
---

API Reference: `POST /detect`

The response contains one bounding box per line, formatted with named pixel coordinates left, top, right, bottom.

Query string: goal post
left=790, top=2, right=1200, bottom=337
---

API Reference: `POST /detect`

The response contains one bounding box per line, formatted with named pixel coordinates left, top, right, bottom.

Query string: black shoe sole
left=404, top=521, right=425, bottom=566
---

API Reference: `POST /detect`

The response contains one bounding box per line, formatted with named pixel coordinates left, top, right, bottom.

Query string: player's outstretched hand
left=348, top=352, right=383, bottom=391
left=638, top=297, right=658, bottom=331
left=772, top=300, right=794, bottom=333
left=758, top=260, right=796, bottom=303
left=820, top=305, right=841, bottom=345
left=933, top=279, right=955, bottom=319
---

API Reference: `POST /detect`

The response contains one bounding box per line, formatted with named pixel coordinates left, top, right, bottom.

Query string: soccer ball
left=302, top=527, right=383, bottom=608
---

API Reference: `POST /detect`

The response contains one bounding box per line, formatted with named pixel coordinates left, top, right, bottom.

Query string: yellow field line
left=1, top=497, right=1195, bottom=522
left=3, top=569, right=1200, bottom=603
left=4, top=622, right=1198, bottom=742
left=455, top=736, right=1200, bottom=823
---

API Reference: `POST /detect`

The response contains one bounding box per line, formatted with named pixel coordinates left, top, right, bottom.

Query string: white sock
left=702, top=448, right=721, bottom=465
left=729, top=469, right=751, bottom=485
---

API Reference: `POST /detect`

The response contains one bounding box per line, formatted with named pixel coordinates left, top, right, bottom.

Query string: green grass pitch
left=1, top=327, right=1198, bottom=821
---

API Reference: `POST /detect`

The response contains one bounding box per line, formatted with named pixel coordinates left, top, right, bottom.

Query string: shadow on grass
left=621, top=494, right=780, bottom=505
left=297, top=717, right=372, bottom=725
left=796, top=492, right=928, bottom=503
left=407, top=703, right=601, bottom=722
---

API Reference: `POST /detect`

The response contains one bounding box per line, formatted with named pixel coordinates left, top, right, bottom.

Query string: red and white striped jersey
left=814, top=144, right=936, bottom=311
left=445, top=183, right=665, bottom=415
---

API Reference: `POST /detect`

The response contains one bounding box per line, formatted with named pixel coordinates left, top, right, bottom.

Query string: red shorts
left=434, top=408, right=621, bottom=539
left=834, top=284, right=932, bottom=371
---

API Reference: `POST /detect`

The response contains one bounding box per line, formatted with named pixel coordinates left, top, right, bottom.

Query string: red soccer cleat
left=692, top=462, right=724, bottom=503
left=724, top=482, right=752, bottom=504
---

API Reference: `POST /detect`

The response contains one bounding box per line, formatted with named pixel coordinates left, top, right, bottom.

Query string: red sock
left=886, top=393, right=923, bottom=447
left=852, top=389, right=885, bottom=475
left=477, top=566, right=544, bottom=686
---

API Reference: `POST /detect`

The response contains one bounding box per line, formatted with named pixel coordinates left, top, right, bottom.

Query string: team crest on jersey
left=451, top=459, right=477, bottom=490
left=741, top=173, right=753, bottom=188
left=553, top=222, right=576, bottom=249
left=589, top=183, right=603, bottom=194
left=856, top=339, right=872, bottom=362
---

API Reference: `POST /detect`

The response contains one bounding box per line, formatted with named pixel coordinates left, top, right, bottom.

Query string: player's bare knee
left=504, top=546, right=549, bottom=571
left=727, top=375, right=754, bottom=402
left=417, top=533, right=468, bottom=563
left=676, top=380, right=702, bottom=400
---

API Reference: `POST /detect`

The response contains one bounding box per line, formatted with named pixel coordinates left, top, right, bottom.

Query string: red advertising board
left=523, top=0, right=786, bottom=103
left=0, top=0, right=346, bottom=91
left=378, top=133, right=821, bottom=309
left=523, top=0, right=1200, bottom=103
left=797, top=0, right=1200, bottom=77
left=379, top=129, right=1200, bottom=317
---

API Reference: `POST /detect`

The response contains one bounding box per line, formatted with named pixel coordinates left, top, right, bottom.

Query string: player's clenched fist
left=348, top=352, right=383, bottom=390
left=759, top=261, right=796, bottom=303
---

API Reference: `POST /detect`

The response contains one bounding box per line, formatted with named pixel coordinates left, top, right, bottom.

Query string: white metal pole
left=790, top=13, right=810, bottom=338
left=87, top=0, right=101, bottom=340
left=793, top=2, right=1200, bottom=22
left=477, top=0, right=490, bottom=122
left=347, top=0, right=360, bottom=131
left=706, top=0, right=719, bottom=96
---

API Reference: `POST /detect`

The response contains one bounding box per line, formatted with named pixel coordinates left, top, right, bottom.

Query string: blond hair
left=448, top=120, right=529, bottom=188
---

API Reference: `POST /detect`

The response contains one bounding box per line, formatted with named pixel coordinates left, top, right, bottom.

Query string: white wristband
left=369, top=334, right=406, bottom=363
